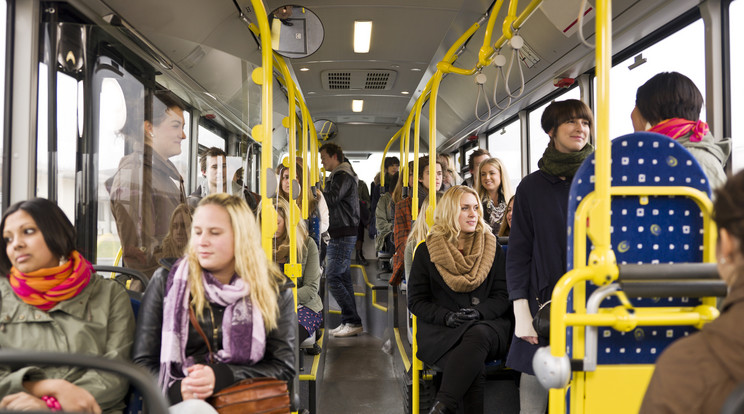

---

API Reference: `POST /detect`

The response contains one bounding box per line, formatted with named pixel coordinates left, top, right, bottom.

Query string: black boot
left=428, top=401, right=453, bottom=414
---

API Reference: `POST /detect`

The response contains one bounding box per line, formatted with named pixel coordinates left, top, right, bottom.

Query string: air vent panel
left=321, top=70, right=397, bottom=91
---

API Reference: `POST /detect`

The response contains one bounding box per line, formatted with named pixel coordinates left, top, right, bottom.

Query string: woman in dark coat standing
left=505, top=99, right=594, bottom=413
left=408, top=185, right=512, bottom=414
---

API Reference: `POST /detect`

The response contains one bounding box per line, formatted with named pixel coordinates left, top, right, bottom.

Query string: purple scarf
left=158, top=259, right=266, bottom=392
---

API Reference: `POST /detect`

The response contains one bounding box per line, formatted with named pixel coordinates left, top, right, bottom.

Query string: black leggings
left=433, top=323, right=501, bottom=413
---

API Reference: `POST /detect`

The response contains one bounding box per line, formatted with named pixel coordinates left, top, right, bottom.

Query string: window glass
left=198, top=124, right=226, bottom=150
left=0, top=0, right=6, bottom=209
left=36, top=64, right=78, bottom=222
left=488, top=119, right=521, bottom=190
left=528, top=87, right=581, bottom=173
left=731, top=1, right=744, bottom=174
left=595, top=19, right=706, bottom=141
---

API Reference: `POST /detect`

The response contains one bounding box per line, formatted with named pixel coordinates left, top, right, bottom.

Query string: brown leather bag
left=207, top=378, right=290, bottom=414
left=188, top=307, right=290, bottom=414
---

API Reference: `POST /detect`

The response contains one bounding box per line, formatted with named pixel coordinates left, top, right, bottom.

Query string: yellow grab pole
left=493, top=0, right=543, bottom=49
left=412, top=97, right=423, bottom=220
left=249, top=0, right=276, bottom=259
left=478, top=0, right=506, bottom=68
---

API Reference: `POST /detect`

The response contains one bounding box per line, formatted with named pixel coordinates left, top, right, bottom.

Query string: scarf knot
left=649, top=118, right=709, bottom=143
left=426, top=230, right=496, bottom=293
left=158, top=259, right=266, bottom=392
left=8, top=251, right=92, bottom=311
left=538, top=142, right=594, bottom=178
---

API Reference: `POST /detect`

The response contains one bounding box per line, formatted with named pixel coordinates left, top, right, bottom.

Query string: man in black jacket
left=320, top=142, right=363, bottom=337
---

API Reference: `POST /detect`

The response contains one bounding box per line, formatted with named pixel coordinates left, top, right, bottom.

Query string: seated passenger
left=497, top=196, right=515, bottom=238
left=639, top=170, right=744, bottom=413
left=474, top=157, right=513, bottom=235
left=631, top=71, right=731, bottom=190
left=268, top=199, right=323, bottom=345
left=438, top=154, right=459, bottom=193
left=133, top=194, right=295, bottom=408
left=277, top=158, right=329, bottom=249
left=408, top=186, right=511, bottom=414
left=374, top=170, right=398, bottom=258
left=392, top=157, right=444, bottom=285
left=403, top=196, right=440, bottom=283
left=0, top=198, right=134, bottom=413
left=462, top=148, right=490, bottom=188
left=370, top=156, right=400, bottom=240
left=106, top=90, right=187, bottom=279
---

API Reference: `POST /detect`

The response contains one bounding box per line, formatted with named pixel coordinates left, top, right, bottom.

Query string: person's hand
left=181, top=364, right=216, bottom=400
left=0, top=392, right=49, bottom=411
left=458, top=308, right=480, bottom=321
left=25, top=379, right=101, bottom=414
left=513, top=299, right=539, bottom=345
left=444, top=312, right=463, bottom=328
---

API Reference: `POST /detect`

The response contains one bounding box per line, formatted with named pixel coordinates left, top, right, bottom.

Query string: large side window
left=0, top=0, right=6, bottom=210
left=598, top=19, right=706, bottom=140
left=527, top=87, right=581, bottom=173
left=731, top=0, right=743, bottom=174
left=487, top=118, right=521, bottom=190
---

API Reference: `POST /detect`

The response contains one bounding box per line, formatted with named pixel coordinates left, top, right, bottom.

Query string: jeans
left=326, top=235, right=362, bottom=325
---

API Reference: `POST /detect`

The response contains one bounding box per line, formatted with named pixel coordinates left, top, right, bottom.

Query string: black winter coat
left=407, top=242, right=512, bottom=365
left=323, top=162, right=360, bottom=238
left=132, top=266, right=296, bottom=404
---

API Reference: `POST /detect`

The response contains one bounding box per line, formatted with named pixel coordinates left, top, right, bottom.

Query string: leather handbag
left=532, top=300, right=551, bottom=341
left=188, top=308, right=290, bottom=414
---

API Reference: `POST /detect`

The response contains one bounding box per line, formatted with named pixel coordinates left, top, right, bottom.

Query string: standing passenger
left=639, top=170, right=744, bottom=413
left=505, top=99, right=594, bottom=413
left=133, top=194, right=295, bottom=409
left=408, top=186, right=511, bottom=414
left=462, top=148, right=490, bottom=188
left=107, top=90, right=187, bottom=279
left=0, top=198, right=134, bottom=413
left=319, top=142, right=363, bottom=338
left=631, top=72, right=730, bottom=190
left=475, top=157, right=513, bottom=235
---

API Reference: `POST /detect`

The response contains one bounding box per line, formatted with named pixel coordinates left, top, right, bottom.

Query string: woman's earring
left=720, top=257, right=727, bottom=264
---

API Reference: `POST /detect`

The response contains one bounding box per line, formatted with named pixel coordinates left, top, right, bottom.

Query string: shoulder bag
left=188, top=307, right=290, bottom=414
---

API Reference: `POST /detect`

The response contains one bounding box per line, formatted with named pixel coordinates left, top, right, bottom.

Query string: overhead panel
left=321, top=69, right=397, bottom=91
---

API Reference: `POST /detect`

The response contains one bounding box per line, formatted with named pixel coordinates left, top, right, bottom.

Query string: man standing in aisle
left=320, top=142, right=363, bottom=337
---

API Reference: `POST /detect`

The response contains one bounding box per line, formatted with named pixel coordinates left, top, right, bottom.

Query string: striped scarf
left=649, top=118, right=709, bottom=143
left=8, top=251, right=92, bottom=311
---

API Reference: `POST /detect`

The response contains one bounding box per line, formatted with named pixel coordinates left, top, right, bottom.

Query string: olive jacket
left=0, top=274, right=135, bottom=414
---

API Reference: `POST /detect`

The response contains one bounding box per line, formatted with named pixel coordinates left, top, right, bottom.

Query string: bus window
left=0, top=0, right=5, bottom=209
left=36, top=65, right=78, bottom=222
left=731, top=0, right=743, bottom=174
left=487, top=118, right=522, bottom=190
left=528, top=87, right=581, bottom=173
left=596, top=19, right=705, bottom=141
left=198, top=124, right=226, bottom=150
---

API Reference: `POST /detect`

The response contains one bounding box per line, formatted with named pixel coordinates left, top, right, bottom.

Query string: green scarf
left=537, top=141, right=594, bottom=178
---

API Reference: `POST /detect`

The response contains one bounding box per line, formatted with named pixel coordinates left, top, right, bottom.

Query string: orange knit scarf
left=8, top=250, right=93, bottom=311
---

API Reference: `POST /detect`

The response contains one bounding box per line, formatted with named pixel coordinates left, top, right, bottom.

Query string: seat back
left=566, top=132, right=712, bottom=364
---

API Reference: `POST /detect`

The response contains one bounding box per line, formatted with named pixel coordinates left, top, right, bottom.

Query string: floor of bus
left=298, top=236, right=520, bottom=414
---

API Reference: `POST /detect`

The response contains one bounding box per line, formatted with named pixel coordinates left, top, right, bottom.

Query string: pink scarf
left=649, top=118, right=709, bottom=143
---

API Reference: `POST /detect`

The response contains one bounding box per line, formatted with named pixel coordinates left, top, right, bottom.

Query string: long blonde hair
left=269, top=197, right=308, bottom=263
left=430, top=186, right=489, bottom=246
left=188, top=193, right=285, bottom=331
left=405, top=195, right=440, bottom=252
left=475, top=157, right=513, bottom=206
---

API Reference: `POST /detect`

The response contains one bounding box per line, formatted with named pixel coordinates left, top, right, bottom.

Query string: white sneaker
left=334, top=324, right=363, bottom=338
left=329, top=324, right=347, bottom=335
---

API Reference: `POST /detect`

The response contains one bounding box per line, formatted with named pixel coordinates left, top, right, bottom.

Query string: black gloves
left=444, top=308, right=481, bottom=328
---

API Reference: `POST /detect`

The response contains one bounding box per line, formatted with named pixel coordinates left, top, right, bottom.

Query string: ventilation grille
left=321, top=70, right=397, bottom=91
left=327, top=72, right=351, bottom=89
left=364, top=72, right=390, bottom=89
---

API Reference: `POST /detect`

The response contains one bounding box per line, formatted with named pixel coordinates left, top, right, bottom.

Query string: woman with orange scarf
left=0, top=198, right=135, bottom=413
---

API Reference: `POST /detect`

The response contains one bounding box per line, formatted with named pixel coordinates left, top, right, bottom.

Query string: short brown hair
left=319, top=142, right=344, bottom=163
left=541, top=99, right=594, bottom=137
left=468, top=148, right=490, bottom=172
left=199, top=147, right=226, bottom=173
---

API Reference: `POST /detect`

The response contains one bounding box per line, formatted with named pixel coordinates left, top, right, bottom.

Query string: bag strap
left=188, top=306, right=215, bottom=363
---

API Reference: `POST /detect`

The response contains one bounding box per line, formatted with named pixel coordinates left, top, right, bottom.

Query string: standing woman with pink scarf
left=0, top=198, right=134, bottom=413
left=133, top=193, right=295, bottom=411
left=631, top=71, right=731, bottom=190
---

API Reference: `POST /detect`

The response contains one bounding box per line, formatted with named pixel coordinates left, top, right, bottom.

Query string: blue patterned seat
left=566, top=131, right=711, bottom=364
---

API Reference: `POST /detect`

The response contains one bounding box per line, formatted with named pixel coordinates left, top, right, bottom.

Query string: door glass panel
left=488, top=119, right=522, bottom=190
left=731, top=1, right=744, bottom=173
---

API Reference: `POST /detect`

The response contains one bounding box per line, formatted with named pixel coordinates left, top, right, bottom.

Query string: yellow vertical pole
left=300, top=107, right=309, bottom=219
left=249, top=0, right=276, bottom=259
left=412, top=98, right=423, bottom=220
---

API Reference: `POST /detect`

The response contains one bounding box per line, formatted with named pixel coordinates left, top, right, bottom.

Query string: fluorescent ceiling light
left=401, top=91, right=410, bottom=95
left=354, top=21, right=372, bottom=53
left=300, top=67, right=310, bottom=72
left=352, top=99, right=364, bottom=112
